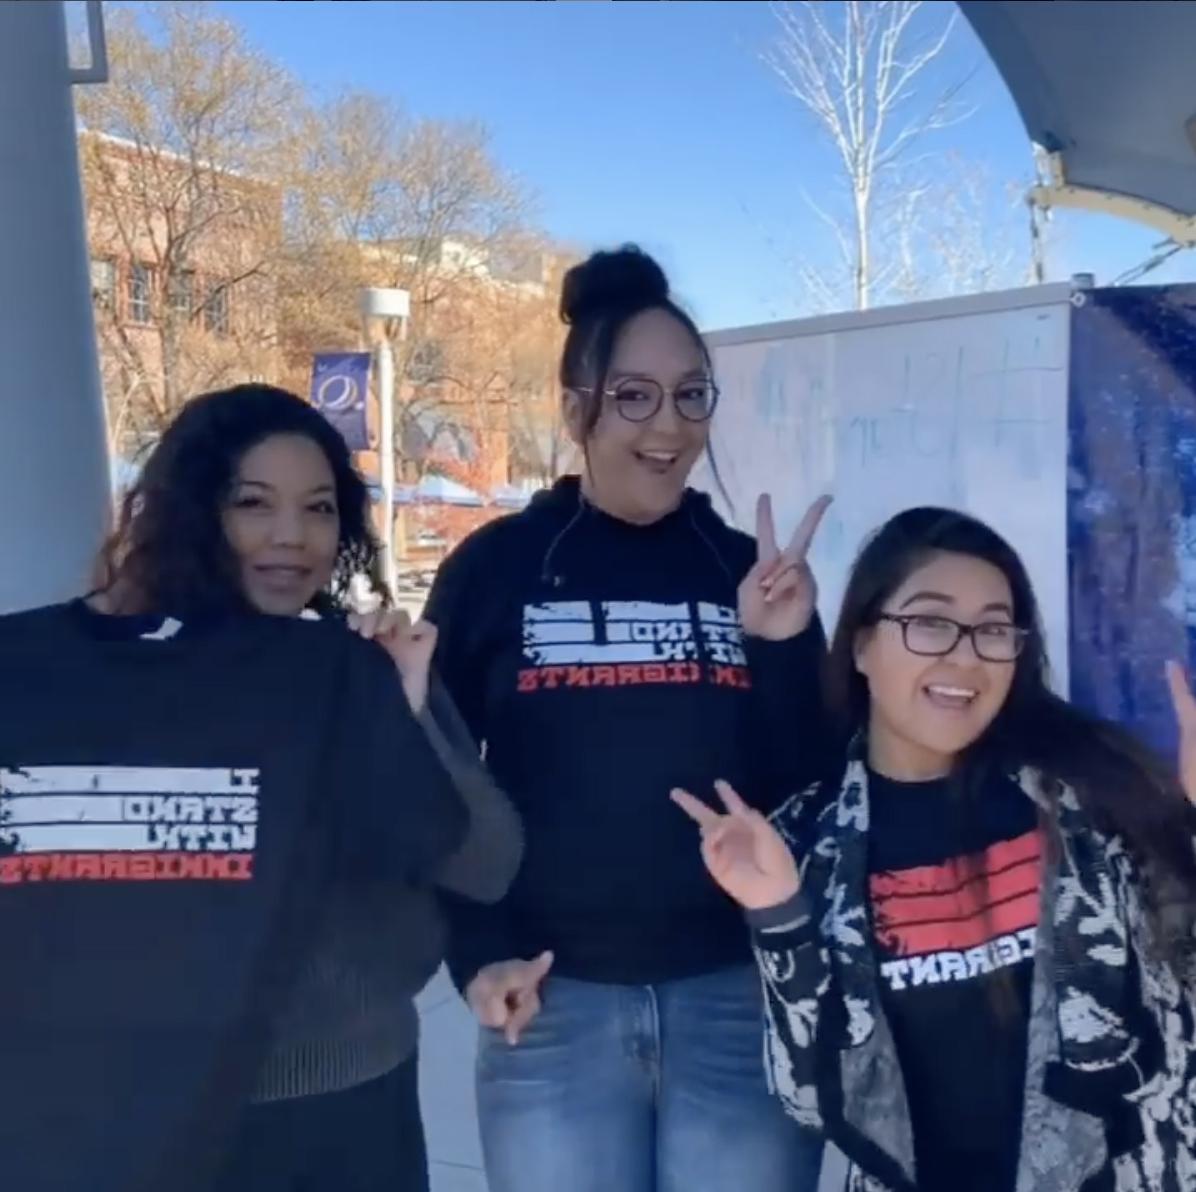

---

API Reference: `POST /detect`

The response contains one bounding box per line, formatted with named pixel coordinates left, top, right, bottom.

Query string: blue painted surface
left=1067, top=285, right=1196, bottom=755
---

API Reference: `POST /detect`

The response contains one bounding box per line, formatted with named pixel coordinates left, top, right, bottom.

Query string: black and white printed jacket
left=753, top=750, right=1196, bottom=1192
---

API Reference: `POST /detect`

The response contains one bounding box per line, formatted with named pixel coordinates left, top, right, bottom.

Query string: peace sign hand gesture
left=670, top=781, right=800, bottom=911
left=1165, top=660, right=1196, bottom=805
left=738, top=494, right=832, bottom=641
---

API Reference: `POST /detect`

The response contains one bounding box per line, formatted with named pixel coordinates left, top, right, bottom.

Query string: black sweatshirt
left=425, top=476, right=831, bottom=989
left=0, top=602, right=467, bottom=1192
left=868, top=769, right=1040, bottom=1192
left=250, top=670, right=524, bottom=1102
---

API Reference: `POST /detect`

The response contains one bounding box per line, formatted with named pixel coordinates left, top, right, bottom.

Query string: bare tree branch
left=77, top=2, right=294, bottom=451
left=281, top=93, right=549, bottom=489
left=79, top=1, right=569, bottom=507
left=764, top=0, right=986, bottom=310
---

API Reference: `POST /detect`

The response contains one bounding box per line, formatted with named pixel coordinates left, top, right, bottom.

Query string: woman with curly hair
left=0, top=384, right=520, bottom=1192
left=95, top=383, right=386, bottom=624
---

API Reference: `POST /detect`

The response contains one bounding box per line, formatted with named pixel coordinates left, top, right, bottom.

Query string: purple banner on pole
left=1067, top=285, right=1196, bottom=755
left=310, top=352, right=371, bottom=451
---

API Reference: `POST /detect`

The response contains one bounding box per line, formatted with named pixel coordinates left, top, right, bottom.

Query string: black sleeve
left=743, top=612, right=839, bottom=812
left=424, top=531, right=523, bottom=992
left=328, top=641, right=468, bottom=885
left=441, top=898, right=523, bottom=995
left=418, top=673, right=524, bottom=904
left=422, top=536, right=488, bottom=742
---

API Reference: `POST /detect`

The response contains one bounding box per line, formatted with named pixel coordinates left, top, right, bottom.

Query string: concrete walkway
left=417, top=968, right=487, bottom=1192
left=415, top=966, right=847, bottom=1192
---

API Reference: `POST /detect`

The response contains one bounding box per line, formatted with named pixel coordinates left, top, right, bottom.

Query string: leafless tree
left=282, top=92, right=537, bottom=485
left=883, top=157, right=1040, bottom=302
left=76, top=3, right=297, bottom=454
left=765, top=0, right=974, bottom=310
left=78, top=2, right=568, bottom=504
left=503, top=252, right=576, bottom=485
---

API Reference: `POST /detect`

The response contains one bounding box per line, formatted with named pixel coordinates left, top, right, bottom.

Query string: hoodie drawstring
left=687, top=508, right=738, bottom=585
left=537, top=483, right=738, bottom=592
left=539, top=495, right=588, bottom=588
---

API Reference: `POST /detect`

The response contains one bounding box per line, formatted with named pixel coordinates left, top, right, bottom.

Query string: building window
left=169, top=270, right=194, bottom=320
left=128, top=262, right=153, bottom=324
left=408, top=339, right=446, bottom=385
left=202, top=285, right=230, bottom=336
left=89, top=258, right=116, bottom=309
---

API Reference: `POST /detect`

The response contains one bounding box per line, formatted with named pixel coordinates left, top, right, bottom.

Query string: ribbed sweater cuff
left=250, top=1009, right=418, bottom=1103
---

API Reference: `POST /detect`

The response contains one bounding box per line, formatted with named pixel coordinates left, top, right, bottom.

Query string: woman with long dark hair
left=1, top=384, right=520, bottom=1192
left=425, top=247, right=829, bottom=1192
left=675, top=507, right=1196, bottom=1192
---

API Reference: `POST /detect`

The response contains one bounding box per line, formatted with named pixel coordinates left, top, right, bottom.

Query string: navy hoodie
left=425, top=477, right=834, bottom=989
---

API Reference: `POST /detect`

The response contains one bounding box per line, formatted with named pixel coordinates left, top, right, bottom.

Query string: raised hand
left=465, top=951, right=555, bottom=1046
left=738, top=493, right=831, bottom=641
left=349, top=607, right=438, bottom=714
left=1165, top=660, right=1196, bottom=805
left=670, top=780, right=800, bottom=910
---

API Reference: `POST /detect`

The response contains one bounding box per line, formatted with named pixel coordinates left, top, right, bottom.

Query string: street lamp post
left=358, top=287, right=410, bottom=597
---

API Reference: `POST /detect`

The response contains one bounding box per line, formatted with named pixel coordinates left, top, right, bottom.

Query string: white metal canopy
left=961, top=0, right=1196, bottom=245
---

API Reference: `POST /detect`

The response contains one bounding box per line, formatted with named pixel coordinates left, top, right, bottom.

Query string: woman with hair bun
left=425, top=246, right=829, bottom=1191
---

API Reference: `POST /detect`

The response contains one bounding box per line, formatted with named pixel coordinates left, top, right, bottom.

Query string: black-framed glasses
left=877, top=613, right=1029, bottom=663
left=577, top=376, right=720, bottom=423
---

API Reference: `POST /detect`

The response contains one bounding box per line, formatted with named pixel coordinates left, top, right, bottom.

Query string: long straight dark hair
left=827, top=506, right=1196, bottom=963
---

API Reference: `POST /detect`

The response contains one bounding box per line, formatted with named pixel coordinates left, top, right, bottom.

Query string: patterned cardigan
left=752, top=754, right=1196, bottom=1192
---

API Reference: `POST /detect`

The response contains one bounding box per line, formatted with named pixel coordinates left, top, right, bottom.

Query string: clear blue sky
left=208, top=0, right=1195, bottom=329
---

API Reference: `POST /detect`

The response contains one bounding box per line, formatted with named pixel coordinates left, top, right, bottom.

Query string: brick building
left=82, top=131, right=570, bottom=565
left=81, top=130, right=282, bottom=458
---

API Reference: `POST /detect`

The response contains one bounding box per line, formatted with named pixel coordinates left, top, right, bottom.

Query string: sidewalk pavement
left=417, top=967, right=487, bottom=1192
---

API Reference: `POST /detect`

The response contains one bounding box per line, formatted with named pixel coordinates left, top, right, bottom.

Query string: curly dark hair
left=98, top=383, right=386, bottom=617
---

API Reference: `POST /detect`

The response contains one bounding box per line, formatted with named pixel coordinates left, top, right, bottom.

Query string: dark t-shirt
left=0, top=602, right=466, bottom=1192
left=868, top=768, right=1041, bottom=1192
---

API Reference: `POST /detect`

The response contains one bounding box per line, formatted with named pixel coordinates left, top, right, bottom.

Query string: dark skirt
left=214, top=1053, right=428, bottom=1192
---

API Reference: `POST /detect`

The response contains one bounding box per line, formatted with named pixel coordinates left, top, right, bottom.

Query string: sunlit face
left=855, top=551, right=1021, bottom=780
left=220, top=433, right=341, bottom=616
left=567, top=307, right=712, bottom=525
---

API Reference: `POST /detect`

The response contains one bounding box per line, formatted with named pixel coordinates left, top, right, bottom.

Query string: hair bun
left=560, top=244, right=670, bottom=324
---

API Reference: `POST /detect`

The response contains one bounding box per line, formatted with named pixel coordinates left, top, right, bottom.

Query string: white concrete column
left=0, top=0, right=110, bottom=613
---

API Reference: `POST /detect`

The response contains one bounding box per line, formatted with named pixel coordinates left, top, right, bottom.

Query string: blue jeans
left=476, top=965, right=821, bottom=1192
